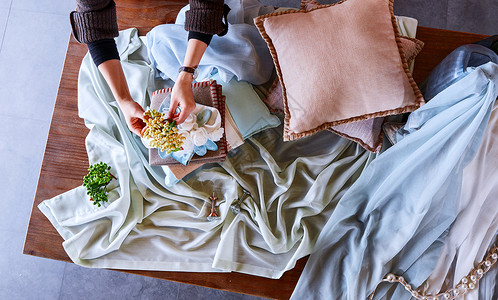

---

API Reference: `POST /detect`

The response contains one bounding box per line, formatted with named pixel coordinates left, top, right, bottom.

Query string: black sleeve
left=87, top=38, right=120, bottom=67
left=188, top=31, right=214, bottom=46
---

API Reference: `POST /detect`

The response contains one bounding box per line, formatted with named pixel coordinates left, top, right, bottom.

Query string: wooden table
left=23, top=1, right=490, bottom=299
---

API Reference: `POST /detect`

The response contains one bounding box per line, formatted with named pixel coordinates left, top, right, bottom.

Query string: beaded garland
left=369, top=244, right=498, bottom=300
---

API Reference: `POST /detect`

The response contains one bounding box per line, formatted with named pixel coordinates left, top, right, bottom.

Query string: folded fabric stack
left=147, top=1, right=281, bottom=140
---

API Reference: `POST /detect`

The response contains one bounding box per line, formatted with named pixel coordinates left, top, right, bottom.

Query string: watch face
left=193, top=67, right=199, bottom=80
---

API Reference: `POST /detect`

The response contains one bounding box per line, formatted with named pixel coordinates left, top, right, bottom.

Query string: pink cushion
left=264, top=36, right=423, bottom=114
left=263, top=32, right=424, bottom=152
left=254, top=0, right=424, bottom=142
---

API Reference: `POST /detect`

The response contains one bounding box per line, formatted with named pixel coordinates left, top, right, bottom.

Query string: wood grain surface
left=23, top=1, right=490, bottom=298
left=412, top=28, right=488, bottom=83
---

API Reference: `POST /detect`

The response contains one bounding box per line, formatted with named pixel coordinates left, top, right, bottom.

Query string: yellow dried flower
left=143, top=109, right=184, bottom=153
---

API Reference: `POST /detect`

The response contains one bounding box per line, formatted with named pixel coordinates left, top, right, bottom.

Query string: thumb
left=130, top=118, right=146, bottom=137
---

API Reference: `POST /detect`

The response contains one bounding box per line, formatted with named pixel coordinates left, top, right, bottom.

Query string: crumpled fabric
left=38, top=26, right=375, bottom=278
left=146, top=0, right=275, bottom=85
left=291, top=62, right=498, bottom=299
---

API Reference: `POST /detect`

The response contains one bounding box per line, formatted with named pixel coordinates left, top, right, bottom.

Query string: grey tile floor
left=0, top=0, right=495, bottom=299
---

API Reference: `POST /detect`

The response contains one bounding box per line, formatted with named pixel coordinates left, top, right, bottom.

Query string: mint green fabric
left=39, top=28, right=373, bottom=277
left=395, top=16, right=418, bottom=38
left=211, top=73, right=280, bottom=139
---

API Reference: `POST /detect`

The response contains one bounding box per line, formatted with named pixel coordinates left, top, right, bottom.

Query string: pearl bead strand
left=369, top=244, right=498, bottom=300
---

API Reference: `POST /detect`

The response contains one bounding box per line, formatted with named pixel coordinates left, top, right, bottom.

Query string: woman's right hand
left=118, top=98, right=146, bottom=136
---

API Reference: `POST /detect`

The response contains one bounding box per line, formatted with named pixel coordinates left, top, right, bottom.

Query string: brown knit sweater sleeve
left=70, top=0, right=227, bottom=43
left=70, top=0, right=119, bottom=44
left=185, top=0, right=227, bottom=35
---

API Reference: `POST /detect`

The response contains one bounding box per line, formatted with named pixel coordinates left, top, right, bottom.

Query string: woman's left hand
left=168, top=72, right=197, bottom=124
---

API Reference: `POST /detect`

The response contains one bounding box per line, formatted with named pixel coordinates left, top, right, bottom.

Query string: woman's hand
left=168, top=38, right=209, bottom=124
left=97, top=59, right=146, bottom=136
left=118, top=98, right=146, bottom=136
left=168, top=72, right=197, bottom=124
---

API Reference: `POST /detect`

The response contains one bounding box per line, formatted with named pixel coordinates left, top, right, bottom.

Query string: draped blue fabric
left=291, top=62, right=498, bottom=300
left=146, top=1, right=274, bottom=85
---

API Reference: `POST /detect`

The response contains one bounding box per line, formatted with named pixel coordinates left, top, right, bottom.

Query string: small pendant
left=230, top=189, right=250, bottom=215
left=207, top=193, right=221, bottom=222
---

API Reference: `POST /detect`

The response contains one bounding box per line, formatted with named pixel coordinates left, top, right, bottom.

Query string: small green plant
left=82, top=162, right=116, bottom=207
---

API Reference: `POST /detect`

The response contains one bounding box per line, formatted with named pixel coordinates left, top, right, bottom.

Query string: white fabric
left=421, top=104, right=498, bottom=299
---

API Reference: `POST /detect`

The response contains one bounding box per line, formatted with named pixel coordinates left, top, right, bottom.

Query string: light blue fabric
left=193, top=139, right=218, bottom=156
left=146, top=0, right=274, bottom=85
left=291, top=62, right=498, bottom=300
left=158, top=139, right=219, bottom=164
left=159, top=148, right=192, bottom=165
left=211, top=72, right=281, bottom=139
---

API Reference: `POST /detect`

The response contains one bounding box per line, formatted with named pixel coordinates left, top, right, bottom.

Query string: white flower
left=180, top=133, right=194, bottom=153
left=191, top=127, right=209, bottom=146
left=208, top=128, right=224, bottom=142
left=177, top=113, right=197, bottom=131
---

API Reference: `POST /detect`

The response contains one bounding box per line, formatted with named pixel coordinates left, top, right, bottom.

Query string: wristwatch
left=178, top=66, right=199, bottom=79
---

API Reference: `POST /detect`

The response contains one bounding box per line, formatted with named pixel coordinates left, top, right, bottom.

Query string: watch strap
left=178, top=66, right=197, bottom=74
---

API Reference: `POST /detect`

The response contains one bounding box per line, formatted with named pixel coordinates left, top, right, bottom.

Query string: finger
left=135, top=106, right=145, bottom=116
left=168, top=99, right=179, bottom=120
left=140, top=125, right=149, bottom=137
left=130, top=126, right=141, bottom=136
left=174, top=108, right=190, bottom=124
left=130, top=118, right=146, bottom=137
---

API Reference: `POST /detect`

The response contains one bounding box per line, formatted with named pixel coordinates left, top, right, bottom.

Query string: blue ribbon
left=159, top=139, right=218, bottom=165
